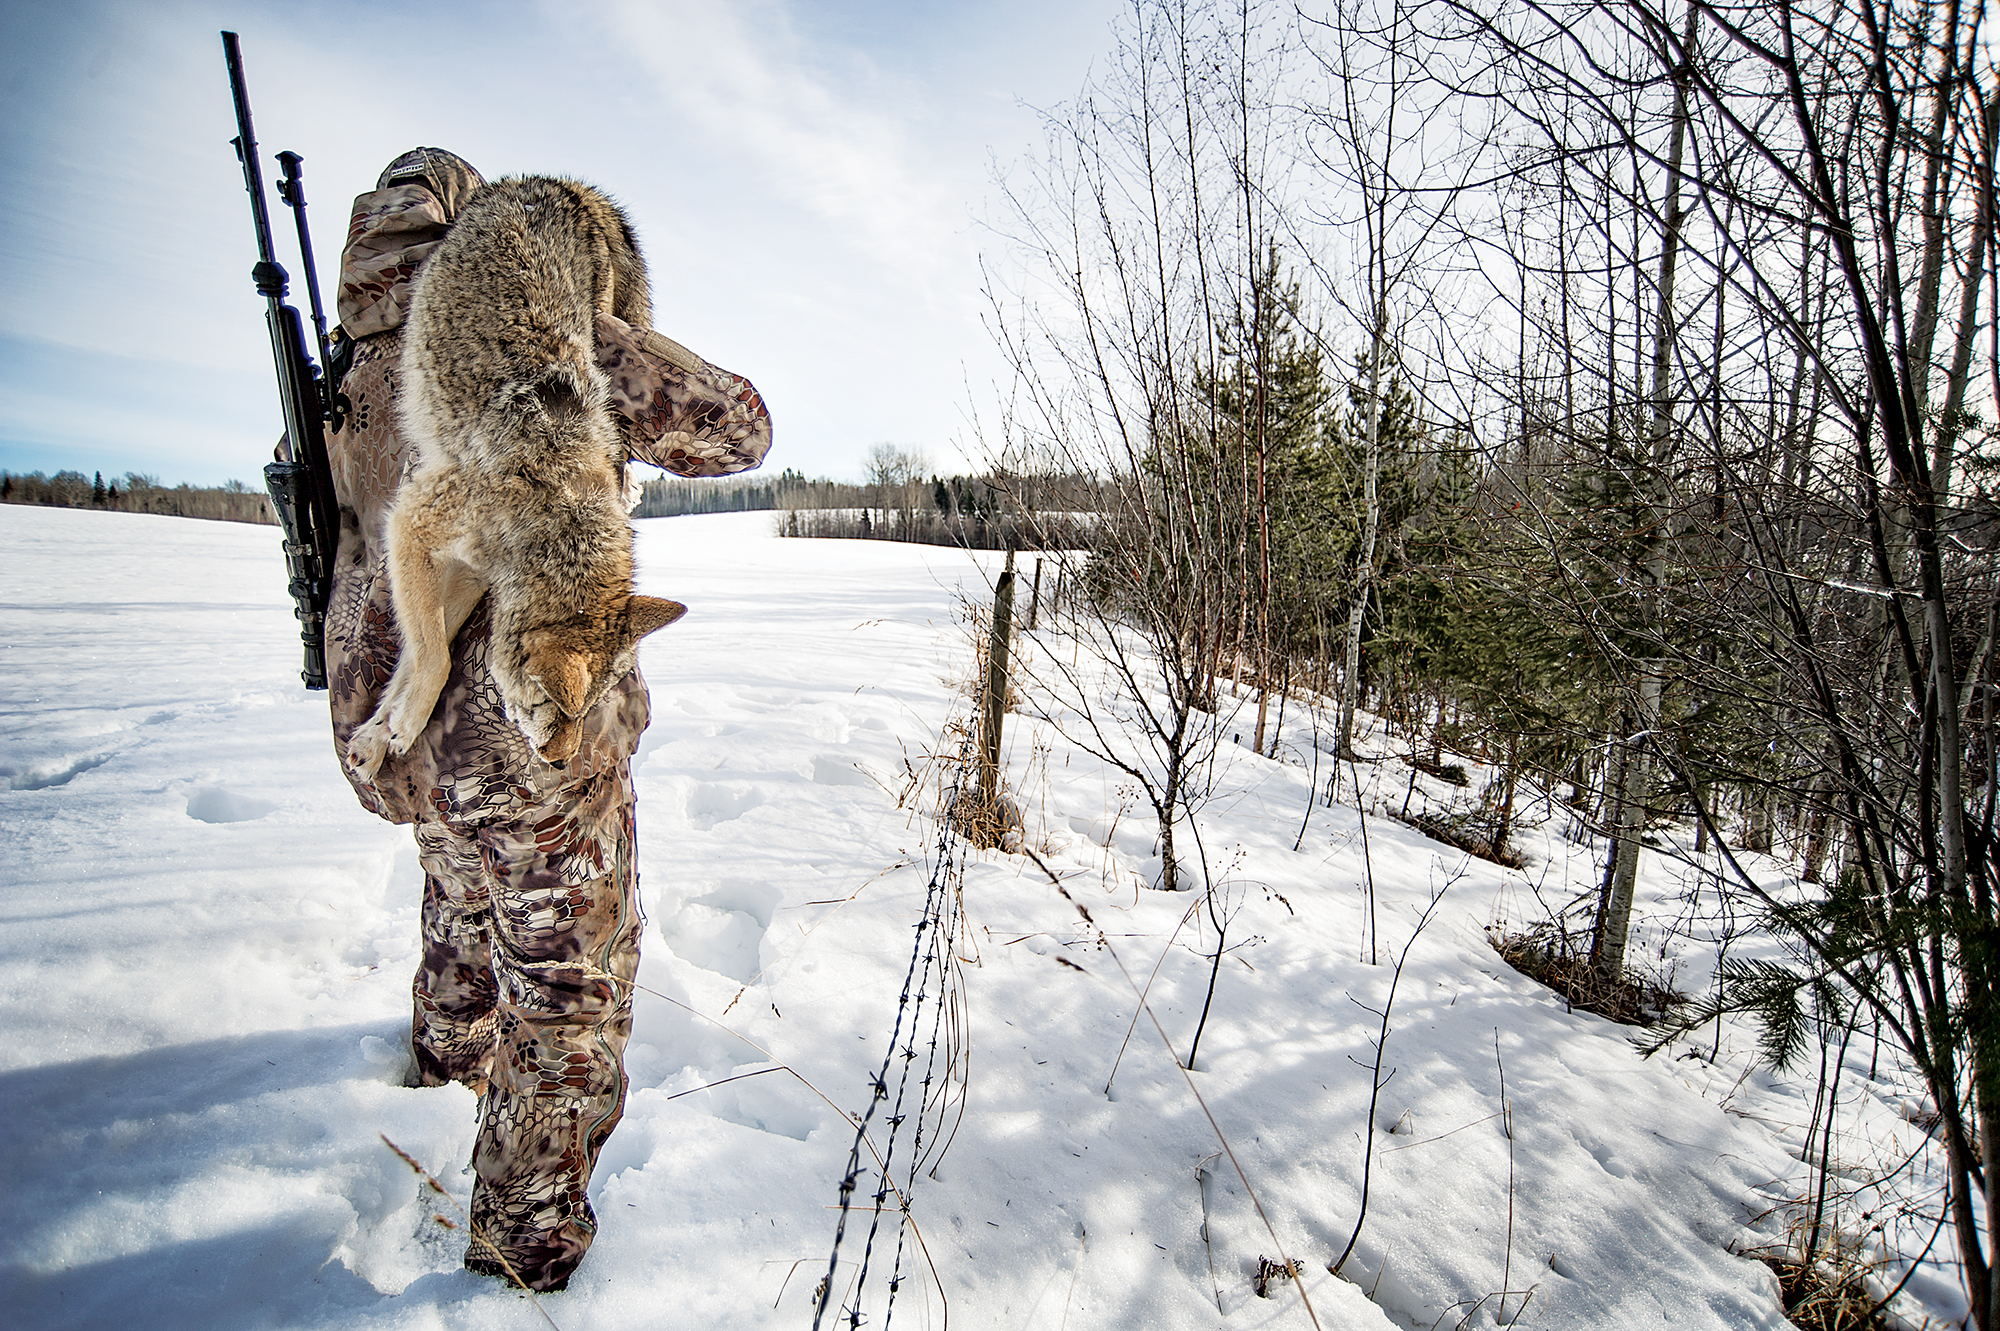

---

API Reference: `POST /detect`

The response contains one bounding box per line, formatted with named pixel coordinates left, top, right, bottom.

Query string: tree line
left=632, top=467, right=839, bottom=517
left=1, top=469, right=276, bottom=524
left=3, top=457, right=1096, bottom=549
left=639, top=454, right=1099, bottom=550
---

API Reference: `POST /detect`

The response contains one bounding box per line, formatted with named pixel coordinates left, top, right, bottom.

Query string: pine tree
left=1190, top=242, right=1334, bottom=694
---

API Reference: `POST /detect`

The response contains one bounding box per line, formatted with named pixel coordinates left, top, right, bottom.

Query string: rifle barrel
left=222, top=30, right=337, bottom=690
left=222, top=32, right=282, bottom=282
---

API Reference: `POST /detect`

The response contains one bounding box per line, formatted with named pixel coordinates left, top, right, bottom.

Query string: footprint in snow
left=682, top=781, right=765, bottom=831
left=7, top=752, right=113, bottom=791
left=1586, top=1141, right=1633, bottom=1178
left=185, top=785, right=277, bottom=823
left=666, top=879, right=784, bottom=983
left=811, top=754, right=876, bottom=788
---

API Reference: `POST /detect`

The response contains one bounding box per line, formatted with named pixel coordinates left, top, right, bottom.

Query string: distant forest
left=638, top=453, right=1099, bottom=551
left=2, top=470, right=275, bottom=525
left=632, top=467, right=847, bottom=518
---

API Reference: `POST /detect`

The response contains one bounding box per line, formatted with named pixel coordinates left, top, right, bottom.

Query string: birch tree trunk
left=1595, top=4, right=1694, bottom=985
left=1336, top=312, right=1385, bottom=758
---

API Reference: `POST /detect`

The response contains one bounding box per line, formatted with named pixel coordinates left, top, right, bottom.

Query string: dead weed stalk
left=379, top=1134, right=564, bottom=1328
left=1023, top=846, right=1325, bottom=1330
left=1490, top=923, right=1687, bottom=1027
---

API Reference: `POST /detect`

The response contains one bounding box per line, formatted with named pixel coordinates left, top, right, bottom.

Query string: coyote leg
left=348, top=496, right=485, bottom=779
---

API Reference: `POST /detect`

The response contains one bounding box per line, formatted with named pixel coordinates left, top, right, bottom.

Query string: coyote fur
left=347, top=176, right=684, bottom=781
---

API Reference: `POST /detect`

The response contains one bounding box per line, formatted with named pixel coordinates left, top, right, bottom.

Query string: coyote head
left=514, top=594, right=685, bottom=764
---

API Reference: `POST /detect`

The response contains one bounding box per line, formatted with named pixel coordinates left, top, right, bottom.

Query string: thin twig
left=1025, top=847, right=1325, bottom=1330
left=1330, top=885, right=1449, bottom=1279
left=380, top=1135, right=564, bottom=1329
left=1382, top=1111, right=1505, bottom=1154
left=1495, top=1031, right=1517, bottom=1326
left=1059, top=1222, right=1090, bottom=1331
left=1197, top=1151, right=1225, bottom=1313
left=534, top=956, right=952, bottom=1322
left=1104, top=894, right=1205, bottom=1095
left=1350, top=752, right=1380, bottom=966
left=1295, top=704, right=1324, bottom=853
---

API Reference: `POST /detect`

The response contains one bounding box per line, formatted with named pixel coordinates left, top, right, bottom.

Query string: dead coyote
left=347, top=175, right=684, bottom=780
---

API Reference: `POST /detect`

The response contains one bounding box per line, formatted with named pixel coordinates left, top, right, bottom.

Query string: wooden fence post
left=1027, top=557, right=1043, bottom=630
left=978, top=548, right=1017, bottom=807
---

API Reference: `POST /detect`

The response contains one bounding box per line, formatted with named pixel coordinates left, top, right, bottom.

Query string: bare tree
left=863, top=443, right=929, bottom=540
left=1294, top=0, right=1491, bottom=760
left=1427, top=0, right=2000, bottom=1316
left=986, top=0, right=1322, bottom=1067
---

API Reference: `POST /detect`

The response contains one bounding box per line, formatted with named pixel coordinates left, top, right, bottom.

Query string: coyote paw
left=347, top=715, right=392, bottom=782
left=350, top=675, right=441, bottom=781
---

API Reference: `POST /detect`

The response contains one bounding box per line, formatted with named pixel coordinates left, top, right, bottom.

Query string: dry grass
left=1489, top=929, right=1687, bottom=1027
left=1741, top=1178, right=1925, bottom=1330
left=1393, top=808, right=1526, bottom=870
left=1253, top=1256, right=1303, bottom=1298
left=951, top=788, right=1024, bottom=850
left=1761, top=1253, right=1891, bottom=1330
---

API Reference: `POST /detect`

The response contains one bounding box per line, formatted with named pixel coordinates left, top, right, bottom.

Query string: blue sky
left=0, top=0, right=1120, bottom=485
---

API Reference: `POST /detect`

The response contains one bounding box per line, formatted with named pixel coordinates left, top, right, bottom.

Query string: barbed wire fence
left=809, top=732, right=975, bottom=1330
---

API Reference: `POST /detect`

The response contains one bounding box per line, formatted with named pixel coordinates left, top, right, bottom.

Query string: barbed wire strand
left=812, top=739, right=971, bottom=1330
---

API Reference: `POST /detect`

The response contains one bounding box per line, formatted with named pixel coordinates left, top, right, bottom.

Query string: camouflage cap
left=337, top=148, right=487, bottom=339
left=375, top=147, right=486, bottom=216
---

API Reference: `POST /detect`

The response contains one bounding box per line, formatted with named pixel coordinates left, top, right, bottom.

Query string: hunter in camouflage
left=322, top=147, right=771, bottom=1291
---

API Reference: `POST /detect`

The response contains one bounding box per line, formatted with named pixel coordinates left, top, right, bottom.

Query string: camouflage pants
left=408, top=763, right=641, bottom=1291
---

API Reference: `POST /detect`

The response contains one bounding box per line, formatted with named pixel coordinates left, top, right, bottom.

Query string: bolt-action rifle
left=222, top=30, right=344, bottom=689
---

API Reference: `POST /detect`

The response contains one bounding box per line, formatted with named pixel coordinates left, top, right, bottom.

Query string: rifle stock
left=223, top=30, right=339, bottom=690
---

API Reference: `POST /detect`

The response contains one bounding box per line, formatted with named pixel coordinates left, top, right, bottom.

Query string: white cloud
left=1, top=0, right=1118, bottom=483
left=587, top=2, right=964, bottom=278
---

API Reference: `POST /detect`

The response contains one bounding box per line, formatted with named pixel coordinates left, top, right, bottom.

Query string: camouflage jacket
left=325, top=180, right=772, bottom=826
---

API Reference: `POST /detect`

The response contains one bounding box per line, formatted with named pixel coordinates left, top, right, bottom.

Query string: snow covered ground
left=0, top=505, right=1953, bottom=1329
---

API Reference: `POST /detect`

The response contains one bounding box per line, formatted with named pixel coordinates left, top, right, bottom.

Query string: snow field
left=0, top=505, right=1861, bottom=1328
